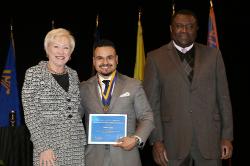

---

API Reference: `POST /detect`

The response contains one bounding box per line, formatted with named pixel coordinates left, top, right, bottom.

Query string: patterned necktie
left=182, top=56, right=193, bottom=82
left=102, top=80, right=110, bottom=95
left=178, top=48, right=194, bottom=82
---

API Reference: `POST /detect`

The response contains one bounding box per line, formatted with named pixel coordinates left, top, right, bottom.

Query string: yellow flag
left=133, top=15, right=145, bottom=81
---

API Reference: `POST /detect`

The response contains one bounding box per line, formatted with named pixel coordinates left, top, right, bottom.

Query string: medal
left=103, top=105, right=109, bottom=112
left=98, top=71, right=117, bottom=112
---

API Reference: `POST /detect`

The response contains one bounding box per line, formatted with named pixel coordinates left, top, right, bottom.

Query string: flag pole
left=138, top=7, right=141, bottom=21
left=10, top=21, right=18, bottom=125
left=51, top=19, right=55, bottom=29
left=95, top=13, right=100, bottom=39
left=91, top=13, right=100, bottom=76
left=10, top=20, right=15, bottom=52
left=172, top=0, right=175, bottom=15
left=96, top=14, right=99, bottom=28
left=210, top=0, right=213, bottom=8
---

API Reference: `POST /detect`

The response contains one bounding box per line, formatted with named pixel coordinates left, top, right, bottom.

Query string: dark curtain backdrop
left=0, top=0, right=248, bottom=165
left=0, top=126, right=32, bottom=166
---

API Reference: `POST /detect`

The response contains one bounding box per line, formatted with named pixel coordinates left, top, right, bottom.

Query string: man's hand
left=113, top=136, right=137, bottom=151
left=152, top=141, right=168, bottom=166
left=221, top=139, right=233, bottom=160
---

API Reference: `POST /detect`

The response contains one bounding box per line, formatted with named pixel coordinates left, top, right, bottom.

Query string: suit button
left=68, top=114, right=73, bottom=118
left=67, top=107, right=71, bottom=110
left=189, top=110, right=192, bottom=113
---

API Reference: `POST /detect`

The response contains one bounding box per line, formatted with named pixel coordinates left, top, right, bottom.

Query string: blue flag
left=207, top=4, right=219, bottom=48
left=0, top=40, right=21, bottom=127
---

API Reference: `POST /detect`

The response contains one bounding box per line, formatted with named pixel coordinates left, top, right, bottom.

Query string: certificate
left=88, top=114, right=127, bottom=144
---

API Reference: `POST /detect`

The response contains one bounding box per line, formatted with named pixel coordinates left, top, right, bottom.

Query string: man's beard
left=101, top=72, right=113, bottom=76
left=99, top=64, right=113, bottom=76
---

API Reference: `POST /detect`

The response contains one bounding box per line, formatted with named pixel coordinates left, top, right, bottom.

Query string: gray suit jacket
left=22, top=61, right=86, bottom=166
left=143, top=42, right=233, bottom=159
left=80, top=72, right=154, bottom=166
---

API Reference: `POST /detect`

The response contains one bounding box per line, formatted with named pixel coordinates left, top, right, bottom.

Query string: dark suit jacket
left=80, top=72, right=154, bottom=166
left=143, top=41, right=233, bottom=159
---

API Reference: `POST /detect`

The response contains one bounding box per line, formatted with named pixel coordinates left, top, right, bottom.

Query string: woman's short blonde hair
left=44, top=28, right=75, bottom=54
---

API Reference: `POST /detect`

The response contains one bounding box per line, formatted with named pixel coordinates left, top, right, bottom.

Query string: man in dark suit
left=80, top=39, right=154, bottom=166
left=143, top=9, right=233, bottom=166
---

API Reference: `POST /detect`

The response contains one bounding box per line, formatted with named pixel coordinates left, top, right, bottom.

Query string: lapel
left=108, top=73, right=124, bottom=112
left=168, top=43, right=191, bottom=85
left=168, top=42, right=202, bottom=88
left=89, top=77, right=104, bottom=113
left=191, top=43, right=201, bottom=90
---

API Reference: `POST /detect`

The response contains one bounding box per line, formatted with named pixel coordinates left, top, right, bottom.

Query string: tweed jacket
left=22, top=61, right=86, bottom=166
left=80, top=72, right=154, bottom=166
left=143, top=41, right=233, bottom=159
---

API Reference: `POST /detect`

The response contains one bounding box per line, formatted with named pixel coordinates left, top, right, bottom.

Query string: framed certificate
left=88, top=114, right=127, bottom=144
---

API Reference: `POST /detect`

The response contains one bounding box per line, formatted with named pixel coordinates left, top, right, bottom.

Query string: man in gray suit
left=80, top=39, right=154, bottom=166
left=143, top=9, right=233, bottom=166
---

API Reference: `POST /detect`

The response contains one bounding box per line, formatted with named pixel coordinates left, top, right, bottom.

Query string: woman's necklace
left=47, top=63, right=67, bottom=75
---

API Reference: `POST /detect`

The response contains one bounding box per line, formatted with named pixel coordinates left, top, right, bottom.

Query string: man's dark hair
left=93, top=39, right=116, bottom=50
left=171, top=9, right=198, bottom=25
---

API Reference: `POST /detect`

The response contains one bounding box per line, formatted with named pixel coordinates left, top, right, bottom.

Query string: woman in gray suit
left=22, top=28, right=86, bottom=166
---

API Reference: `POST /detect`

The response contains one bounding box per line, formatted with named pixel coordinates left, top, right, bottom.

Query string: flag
left=0, top=38, right=21, bottom=127
left=134, top=12, right=146, bottom=81
left=207, top=1, right=219, bottom=48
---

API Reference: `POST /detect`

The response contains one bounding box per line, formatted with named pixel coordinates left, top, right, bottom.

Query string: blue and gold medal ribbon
left=98, top=70, right=117, bottom=111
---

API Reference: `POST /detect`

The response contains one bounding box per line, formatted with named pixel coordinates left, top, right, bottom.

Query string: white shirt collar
left=173, top=41, right=194, bottom=53
left=97, top=74, right=114, bottom=97
left=98, top=74, right=112, bottom=84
